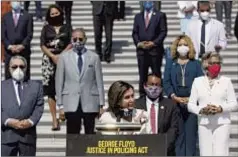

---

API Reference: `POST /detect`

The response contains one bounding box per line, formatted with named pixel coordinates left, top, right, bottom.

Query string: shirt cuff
left=58, top=105, right=64, bottom=109
left=4, top=118, right=13, bottom=126
left=27, top=119, right=34, bottom=126
left=7, top=45, right=12, bottom=50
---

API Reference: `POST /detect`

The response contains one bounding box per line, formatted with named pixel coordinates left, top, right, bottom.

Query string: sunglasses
left=72, top=37, right=84, bottom=42
left=11, top=65, right=25, bottom=69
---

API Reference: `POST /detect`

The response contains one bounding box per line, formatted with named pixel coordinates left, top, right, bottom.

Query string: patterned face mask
left=144, top=85, right=162, bottom=99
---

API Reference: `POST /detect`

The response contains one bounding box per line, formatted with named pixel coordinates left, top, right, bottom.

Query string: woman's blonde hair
left=170, top=35, right=196, bottom=60
left=201, top=52, right=223, bottom=69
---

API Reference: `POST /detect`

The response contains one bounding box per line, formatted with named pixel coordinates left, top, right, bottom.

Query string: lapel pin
left=160, top=106, right=164, bottom=110
left=153, top=12, right=156, bottom=15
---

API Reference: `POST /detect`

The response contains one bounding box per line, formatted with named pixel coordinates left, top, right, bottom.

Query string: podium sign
left=66, top=134, right=167, bottom=156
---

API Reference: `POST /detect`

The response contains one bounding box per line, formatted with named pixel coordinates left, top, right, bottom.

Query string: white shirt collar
left=146, top=96, right=159, bottom=106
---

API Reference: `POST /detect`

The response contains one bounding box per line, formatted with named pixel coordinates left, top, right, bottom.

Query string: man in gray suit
left=1, top=55, right=44, bottom=156
left=55, top=28, right=105, bottom=136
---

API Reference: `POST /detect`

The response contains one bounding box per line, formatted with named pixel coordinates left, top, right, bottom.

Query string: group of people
left=1, top=1, right=238, bottom=157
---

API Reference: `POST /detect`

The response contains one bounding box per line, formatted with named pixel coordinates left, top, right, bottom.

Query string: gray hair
left=72, top=28, right=86, bottom=38
left=9, top=55, right=27, bottom=71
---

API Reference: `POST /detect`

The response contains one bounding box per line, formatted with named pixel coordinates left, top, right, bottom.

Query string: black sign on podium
left=66, top=134, right=167, bottom=156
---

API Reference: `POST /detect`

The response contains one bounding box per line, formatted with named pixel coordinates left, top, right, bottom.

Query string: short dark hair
left=197, top=1, right=211, bottom=10
left=45, top=4, right=64, bottom=25
left=107, top=81, right=134, bottom=116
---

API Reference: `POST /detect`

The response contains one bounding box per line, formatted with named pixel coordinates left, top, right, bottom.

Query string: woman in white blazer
left=98, top=81, right=150, bottom=135
left=188, top=52, right=238, bottom=156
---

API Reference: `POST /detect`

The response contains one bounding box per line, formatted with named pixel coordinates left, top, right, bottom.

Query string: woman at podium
left=98, top=81, right=151, bottom=135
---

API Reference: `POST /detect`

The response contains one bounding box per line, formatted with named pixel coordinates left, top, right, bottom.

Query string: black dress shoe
left=105, top=55, right=111, bottom=63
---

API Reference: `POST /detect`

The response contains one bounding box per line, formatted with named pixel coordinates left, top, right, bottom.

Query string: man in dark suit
left=91, top=1, right=117, bottom=63
left=1, top=55, right=44, bottom=156
left=56, top=1, right=73, bottom=27
left=132, top=1, right=167, bottom=96
left=235, top=12, right=238, bottom=40
left=2, top=1, right=33, bottom=80
left=135, top=74, right=179, bottom=156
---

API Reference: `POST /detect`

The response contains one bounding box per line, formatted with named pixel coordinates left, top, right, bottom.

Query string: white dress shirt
left=188, top=76, right=238, bottom=125
left=144, top=10, right=153, bottom=21
left=146, top=96, right=159, bottom=134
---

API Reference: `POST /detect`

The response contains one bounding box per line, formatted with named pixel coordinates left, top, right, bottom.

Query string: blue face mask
left=11, top=2, right=21, bottom=11
left=72, top=41, right=85, bottom=52
left=143, top=1, right=153, bottom=11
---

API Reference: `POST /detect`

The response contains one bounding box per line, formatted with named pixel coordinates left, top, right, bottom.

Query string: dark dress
left=40, top=24, right=71, bottom=98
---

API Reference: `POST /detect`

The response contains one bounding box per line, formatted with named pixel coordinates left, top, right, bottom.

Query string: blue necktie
left=77, top=52, right=83, bottom=73
left=17, top=82, right=23, bottom=103
left=200, top=20, right=206, bottom=58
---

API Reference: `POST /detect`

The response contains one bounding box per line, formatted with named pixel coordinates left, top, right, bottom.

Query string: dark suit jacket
left=91, top=1, right=117, bottom=16
left=1, top=10, right=33, bottom=56
left=235, top=12, right=238, bottom=40
left=132, top=10, right=167, bottom=56
left=1, top=79, right=44, bottom=145
left=135, top=96, right=179, bottom=156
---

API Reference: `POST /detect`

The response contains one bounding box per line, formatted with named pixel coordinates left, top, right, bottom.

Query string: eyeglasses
left=11, top=65, right=25, bottom=69
left=72, top=37, right=84, bottom=42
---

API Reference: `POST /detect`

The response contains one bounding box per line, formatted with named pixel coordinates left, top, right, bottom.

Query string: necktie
left=150, top=104, right=156, bottom=134
left=14, top=13, right=18, bottom=26
left=17, top=82, right=23, bottom=103
left=200, top=20, right=206, bottom=58
left=145, top=11, right=150, bottom=28
left=77, top=52, right=83, bottom=73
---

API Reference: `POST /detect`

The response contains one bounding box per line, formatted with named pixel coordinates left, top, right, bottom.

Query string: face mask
left=144, top=85, right=162, bottom=99
left=48, top=15, right=63, bottom=26
left=207, top=64, right=221, bottom=78
left=120, top=108, right=133, bottom=117
left=11, top=67, right=25, bottom=81
left=143, top=1, right=153, bottom=11
left=200, top=11, right=210, bottom=21
left=177, top=45, right=189, bottom=57
left=72, top=41, right=85, bottom=52
left=11, top=2, right=21, bottom=11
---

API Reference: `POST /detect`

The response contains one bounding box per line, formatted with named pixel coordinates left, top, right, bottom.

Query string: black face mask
left=48, top=15, right=63, bottom=26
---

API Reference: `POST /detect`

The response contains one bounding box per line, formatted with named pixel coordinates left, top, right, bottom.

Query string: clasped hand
left=8, top=119, right=32, bottom=130
left=137, top=41, right=155, bottom=49
left=199, top=104, right=223, bottom=115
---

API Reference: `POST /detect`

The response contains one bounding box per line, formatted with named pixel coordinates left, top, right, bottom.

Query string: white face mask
left=200, top=11, right=210, bottom=21
left=11, top=68, right=25, bottom=81
left=177, top=45, right=189, bottom=57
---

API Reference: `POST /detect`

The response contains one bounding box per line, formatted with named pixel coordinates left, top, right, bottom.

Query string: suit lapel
left=9, top=12, right=16, bottom=30
left=140, top=12, right=146, bottom=30
left=141, top=96, right=147, bottom=111
left=79, top=53, right=91, bottom=81
left=21, top=80, right=31, bottom=107
left=146, top=11, right=157, bottom=29
left=15, top=12, right=23, bottom=29
left=157, top=98, right=165, bottom=132
left=8, top=79, right=19, bottom=107
left=69, top=52, right=80, bottom=78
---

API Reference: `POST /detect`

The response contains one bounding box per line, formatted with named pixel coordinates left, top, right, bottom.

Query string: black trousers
left=116, top=1, right=125, bottom=19
left=56, top=1, right=73, bottom=27
left=1, top=142, right=36, bottom=156
left=4, top=53, right=31, bottom=81
left=65, top=103, right=98, bottom=135
left=137, top=53, right=163, bottom=96
left=93, top=11, right=114, bottom=58
left=24, top=1, right=42, bottom=18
